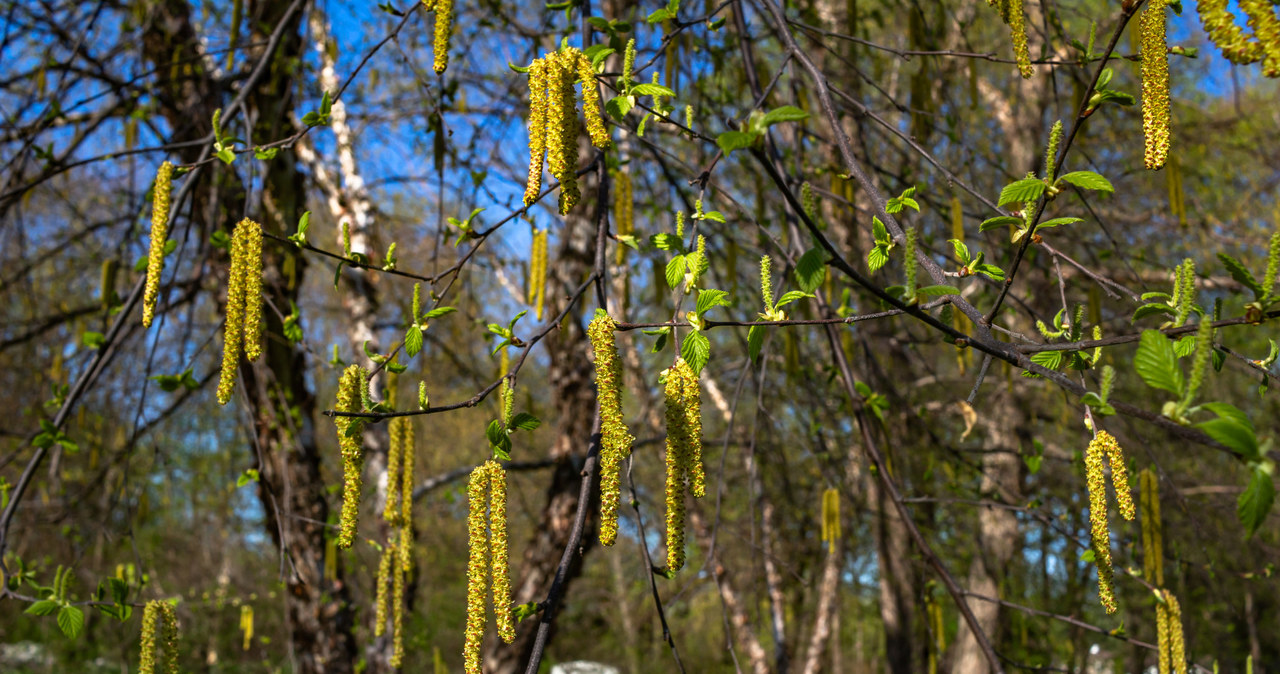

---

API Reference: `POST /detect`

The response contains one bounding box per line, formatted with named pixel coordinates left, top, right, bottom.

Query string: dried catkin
left=335, top=365, right=367, bottom=549
left=588, top=313, right=633, bottom=546
left=1141, top=0, right=1171, bottom=170
left=142, top=161, right=173, bottom=328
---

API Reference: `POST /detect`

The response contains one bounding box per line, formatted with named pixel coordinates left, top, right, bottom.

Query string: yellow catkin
left=1095, top=431, right=1135, bottom=521
left=464, top=464, right=490, bottom=674
left=524, top=59, right=549, bottom=206
left=335, top=365, right=367, bottom=549
left=142, top=161, right=173, bottom=328
left=374, top=536, right=394, bottom=638
left=1008, top=0, right=1033, bottom=78
left=489, top=462, right=515, bottom=644
left=1085, top=433, right=1117, bottom=613
left=1141, top=0, right=1171, bottom=170
left=139, top=600, right=179, bottom=674
left=588, top=314, right=633, bottom=546
left=677, top=358, right=704, bottom=499
left=1240, top=0, right=1280, bottom=77
left=400, top=418, right=415, bottom=527
left=392, top=525, right=410, bottom=668
left=821, top=488, right=841, bottom=543
left=1140, top=468, right=1164, bottom=587
left=575, top=51, right=610, bottom=149
left=663, top=357, right=701, bottom=571
left=240, top=605, right=253, bottom=651
left=1157, top=600, right=1172, bottom=674
left=614, top=170, right=633, bottom=266
left=239, top=219, right=264, bottom=362
left=1198, top=0, right=1267, bottom=65
left=384, top=417, right=405, bottom=525
left=216, top=224, right=249, bottom=405
left=550, top=51, right=580, bottom=214
left=431, top=0, right=452, bottom=74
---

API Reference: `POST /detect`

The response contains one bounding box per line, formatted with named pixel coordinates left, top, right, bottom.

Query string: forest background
left=0, top=0, right=1277, bottom=673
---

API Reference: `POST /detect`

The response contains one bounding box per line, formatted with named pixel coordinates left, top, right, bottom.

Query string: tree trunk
left=140, top=2, right=359, bottom=671
left=482, top=155, right=600, bottom=673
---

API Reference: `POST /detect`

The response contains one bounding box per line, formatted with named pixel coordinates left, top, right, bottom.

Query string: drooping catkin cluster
left=523, top=48, right=612, bottom=214
left=527, top=229, right=548, bottom=320
left=421, top=0, right=452, bottom=74
left=1198, top=0, right=1280, bottom=77
left=614, top=170, right=634, bottom=266
left=1156, top=590, right=1187, bottom=674
left=1084, top=430, right=1134, bottom=614
left=1139, top=468, right=1164, bottom=587
left=820, top=487, right=841, bottom=544
left=663, top=357, right=704, bottom=572
left=464, top=460, right=515, bottom=673
left=142, top=161, right=174, bottom=328
left=138, top=600, right=179, bottom=674
left=1171, top=258, right=1196, bottom=327
left=335, top=365, right=368, bottom=549
left=216, top=219, right=265, bottom=405
left=1141, top=0, right=1171, bottom=170
left=588, top=313, right=633, bottom=546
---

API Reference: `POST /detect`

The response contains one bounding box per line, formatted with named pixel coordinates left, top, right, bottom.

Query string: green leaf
left=1237, top=465, right=1275, bottom=538
left=486, top=419, right=508, bottom=448
left=867, top=245, right=890, bottom=273
left=254, top=147, right=278, bottom=161
left=1134, top=330, right=1184, bottom=395
left=25, top=599, right=60, bottom=616
left=508, top=412, right=541, bottom=431
left=650, top=233, right=683, bottom=252
left=914, top=285, right=961, bottom=299
left=773, top=290, right=812, bottom=309
left=631, top=83, right=676, bottom=98
left=236, top=469, right=260, bottom=488
left=716, top=131, right=756, bottom=154
left=695, top=288, right=731, bottom=315
left=761, top=106, right=809, bottom=126
left=422, top=306, right=457, bottom=320
left=404, top=325, right=424, bottom=357
left=795, top=248, right=827, bottom=292
left=665, top=256, right=687, bottom=290
left=747, top=324, right=764, bottom=361
left=974, top=264, right=1006, bottom=281
left=979, top=216, right=1023, bottom=232
left=1218, top=253, right=1263, bottom=298
left=948, top=239, right=971, bottom=264
left=1200, top=402, right=1252, bottom=431
left=57, top=605, right=84, bottom=639
left=871, top=216, right=890, bottom=245
left=700, top=210, right=726, bottom=224
left=215, top=146, right=236, bottom=165
left=1035, top=217, right=1084, bottom=231
left=1056, top=171, right=1114, bottom=193
left=1132, top=303, right=1174, bottom=321
left=1025, top=350, right=1064, bottom=377
left=1196, top=419, right=1259, bottom=460
left=998, top=178, right=1048, bottom=207
left=82, top=331, right=106, bottom=349
left=681, top=331, right=711, bottom=374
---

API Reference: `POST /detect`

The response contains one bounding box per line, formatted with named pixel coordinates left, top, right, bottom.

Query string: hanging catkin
left=142, top=161, right=173, bottom=328
left=1141, top=0, right=1171, bottom=170
left=588, top=313, right=633, bottom=546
